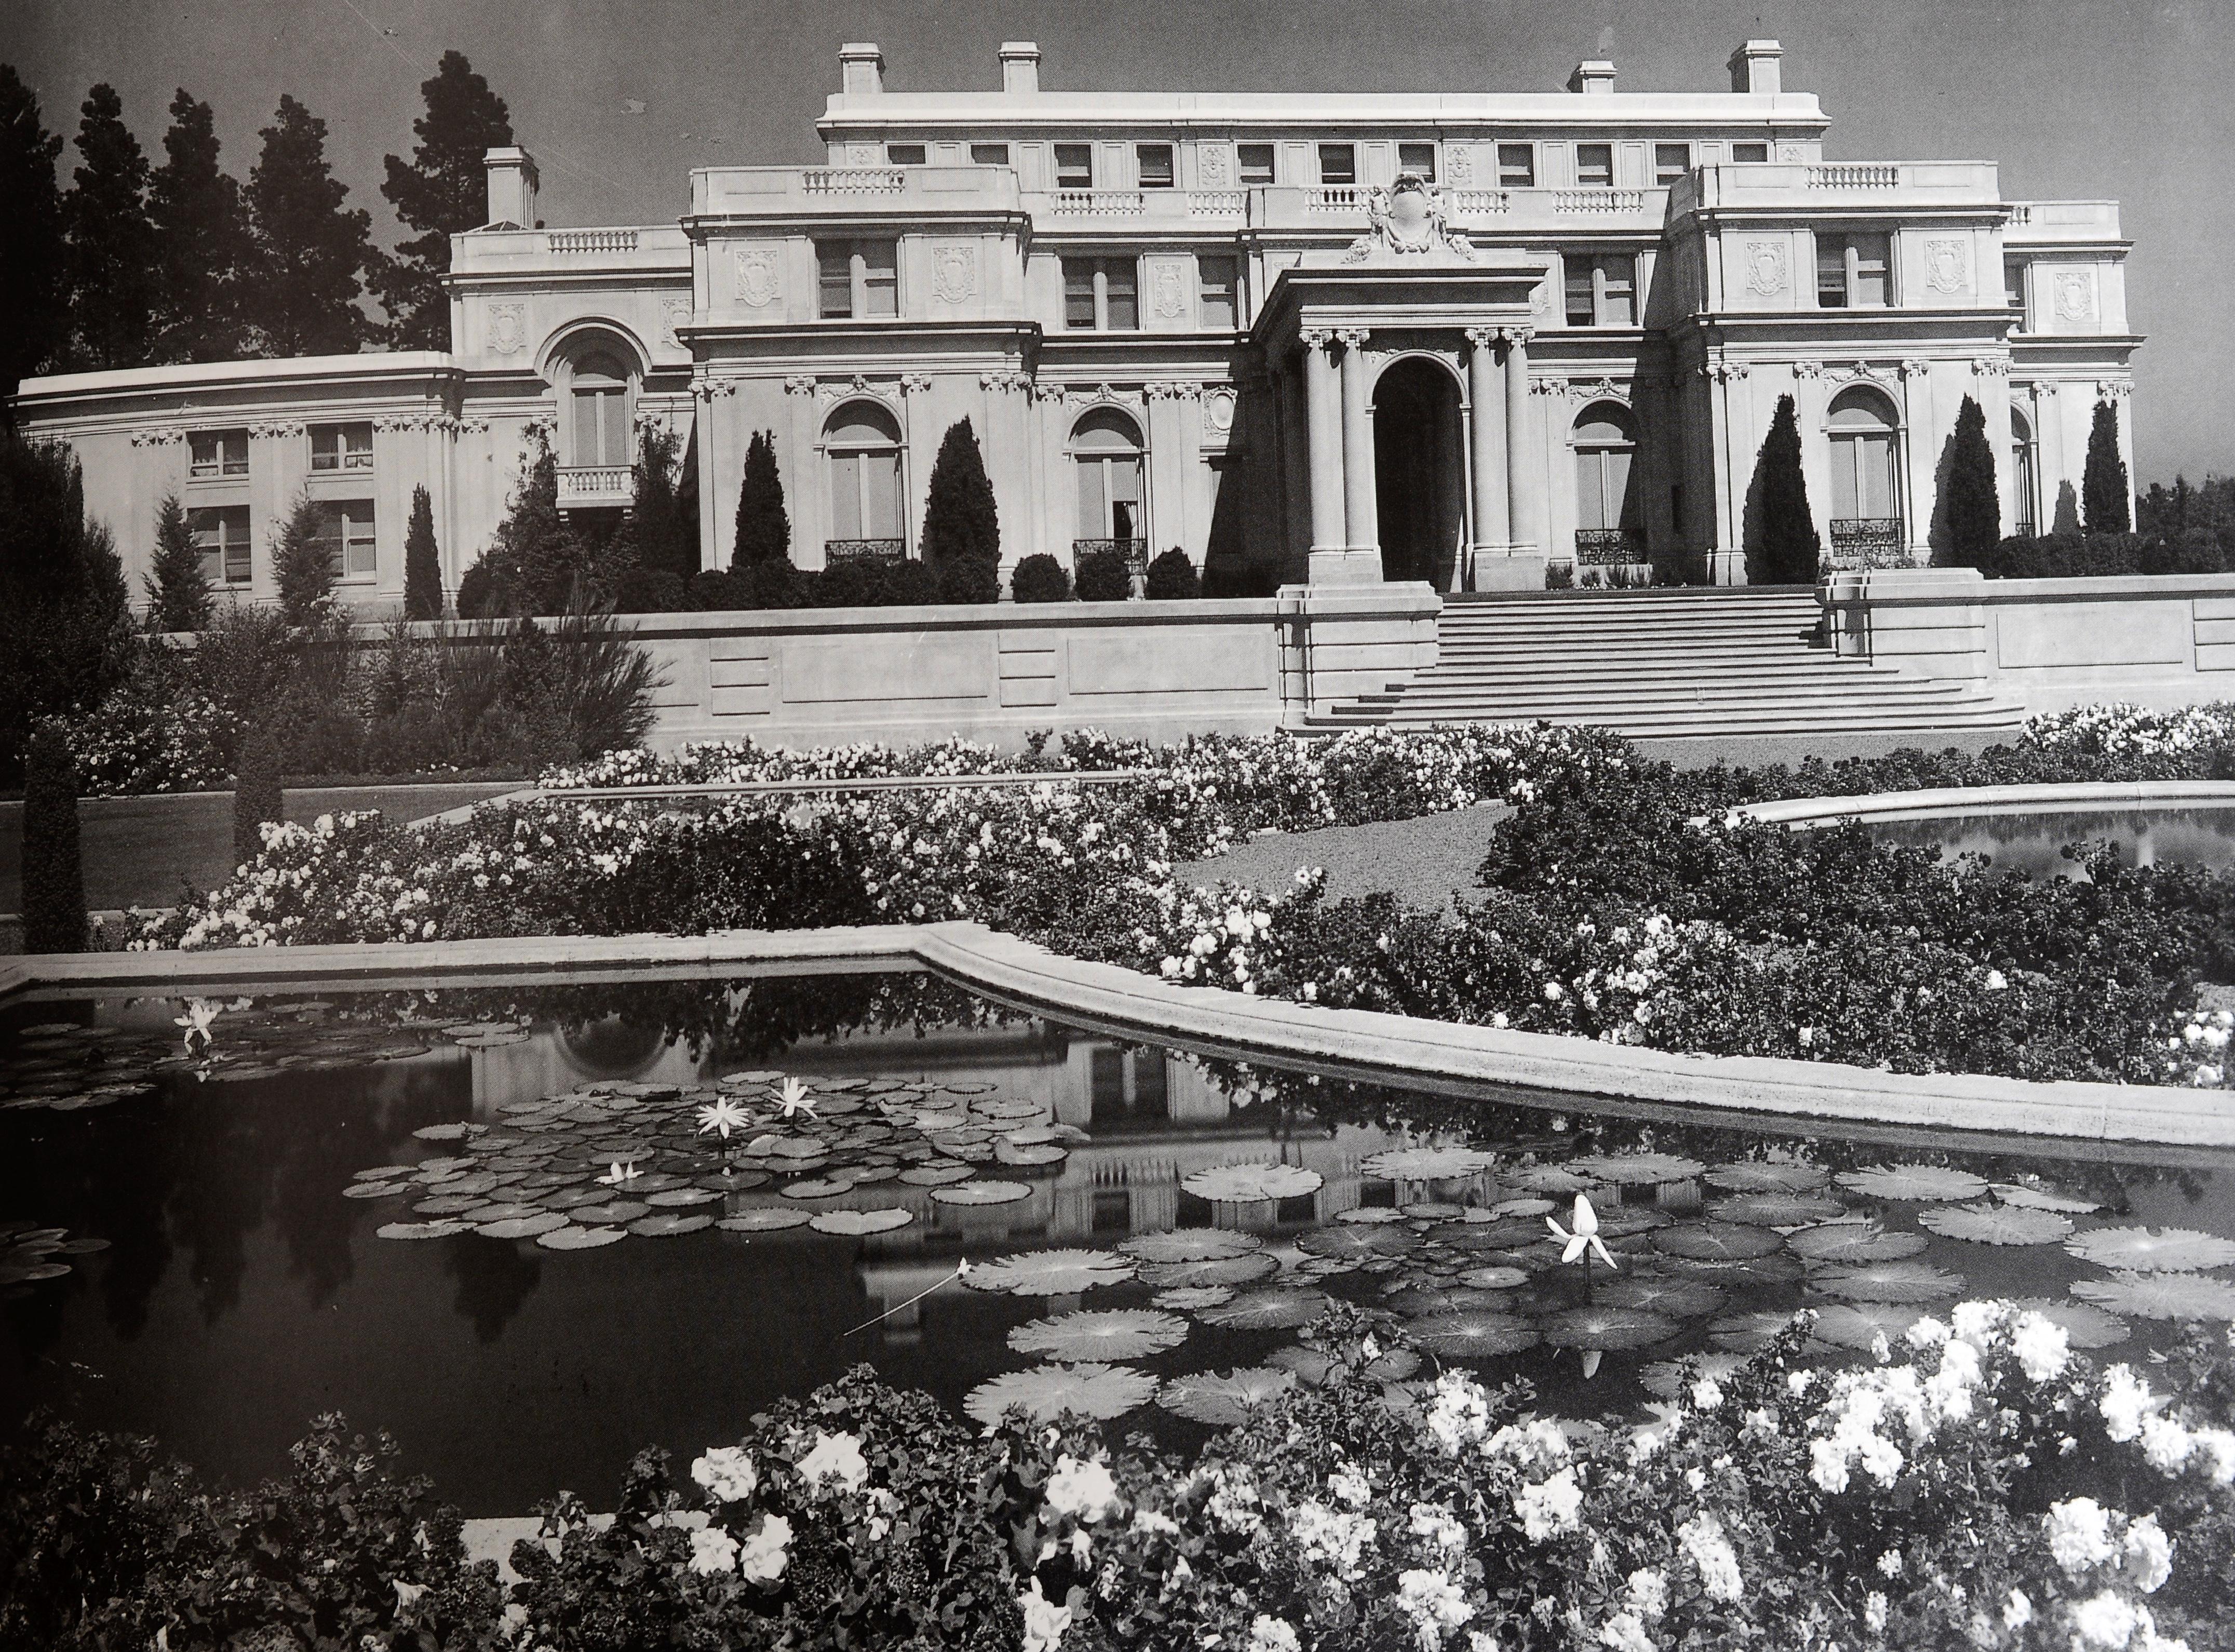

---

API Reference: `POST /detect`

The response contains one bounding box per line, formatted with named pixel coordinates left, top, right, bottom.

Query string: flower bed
left=133, top=706, right=2235, bottom=1086
left=7, top=1304, right=2233, bottom=1650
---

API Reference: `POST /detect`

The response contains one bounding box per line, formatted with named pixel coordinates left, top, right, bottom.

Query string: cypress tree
left=627, top=425, right=699, bottom=582
left=0, top=67, right=68, bottom=409
left=144, top=492, right=213, bottom=632
left=242, top=95, right=375, bottom=357
left=62, top=84, right=160, bottom=371
left=232, top=720, right=285, bottom=868
left=0, top=436, right=134, bottom=777
left=731, top=430, right=789, bottom=568
left=375, top=52, right=513, bottom=349
left=1748, top=394, right=1821, bottom=585
left=271, top=491, right=334, bottom=624
left=148, top=89, right=250, bottom=364
left=920, top=418, right=1000, bottom=567
left=2082, top=400, right=2132, bottom=535
left=20, top=724, right=86, bottom=955
left=403, top=483, right=443, bottom=619
left=1941, top=394, right=2002, bottom=567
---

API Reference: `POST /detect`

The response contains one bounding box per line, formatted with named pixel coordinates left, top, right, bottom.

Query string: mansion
left=14, top=38, right=2139, bottom=603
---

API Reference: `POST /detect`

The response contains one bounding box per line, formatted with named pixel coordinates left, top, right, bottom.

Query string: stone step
left=1312, top=703, right=2024, bottom=735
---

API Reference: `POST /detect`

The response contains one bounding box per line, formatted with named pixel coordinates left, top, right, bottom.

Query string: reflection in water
left=0, top=974, right=2229, bottom=1516
left=1870, top=805, right=2235, bottom=880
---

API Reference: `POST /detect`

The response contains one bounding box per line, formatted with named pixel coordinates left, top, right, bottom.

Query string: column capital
left=1334, top=327, right=1371, bottom=350
left=1299, top=326, right=1337, bottom=350
left=1463, top=326, right=1498, bottom=350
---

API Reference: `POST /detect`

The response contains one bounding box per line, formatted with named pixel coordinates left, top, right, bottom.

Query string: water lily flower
left=1547, top=1194, right=1618, bottom=1271
left=777, top=1078, right=819, bottom=1121
left=597, top=1161, right=643, bottom=1187
left=696, top=1097, right=749, bottom=1139
left=174, top=997, right=221, bottom=1054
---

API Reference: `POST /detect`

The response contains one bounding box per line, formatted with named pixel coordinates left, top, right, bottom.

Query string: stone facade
left=11, top=39, right=2138, bottom=603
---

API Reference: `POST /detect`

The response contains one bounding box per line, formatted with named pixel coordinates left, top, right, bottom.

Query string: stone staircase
left=1308, top=587, right=2026, bottom=738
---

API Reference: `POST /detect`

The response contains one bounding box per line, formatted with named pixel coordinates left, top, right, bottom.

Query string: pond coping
left=1730, top=780, right=2235, bottom=829
left=411, top=770, right=1157, bottom=828
left=5, top=921, right=2233, bottom=1151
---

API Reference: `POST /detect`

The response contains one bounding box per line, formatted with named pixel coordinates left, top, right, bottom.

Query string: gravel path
left=1175, top=802, right=1512, bottom=909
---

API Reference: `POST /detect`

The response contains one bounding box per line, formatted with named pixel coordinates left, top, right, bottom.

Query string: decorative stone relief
left=1063, top=383, right=1143, bottom=409
left=1970, top=357, right=2011, bottom=378
left=1922, top=238, right=1969, bottom=296
left=2054, top=268, right=2097, bottom=325
left=129, top=427, right=185, bottom=447
left=931, top=243, right=978, bottom=305
left=1742, top=240, right=1787, bottom=299
left=818, top=374, right=886, bottom=404
left=248, top=421, right=305, bottom=439
left=1145, top=382, right=1202, bottom=401
left=1566, top=376, right=1630, bottom=405
left=733, top=247, right=781, bottom=308
left=2095, top=378, right=2133, bottom=400
left=1825, top=361, right=1896, bottom=386
left=1777, top=143, right=1804, bottom=162
left=1792, top=360, right=1824, bottom=380
left=1446, top=146, right=1474, bottom=186
left=1202, top=387, right=1237, bottom=433
left=1529, top=280, right=1552, bottom=316
left=1341, top=176, right=1475, bottom=263
left=846, top=142, right=879, bottom=166
left=488, top=303, right=526, bottom=355
left=1199, top=144, right=1232, bottom=187
left=1900, top=358, right=1933, bottom=381
left=978, top=371, right=1033, bottom=394
left=899, top=374, right=934, bottom=396
left=1529, top=375, right=1567, bottom=397
left=1149, top=260, right=1189, bottom=321
left=661, top=298, right=691, bottom=349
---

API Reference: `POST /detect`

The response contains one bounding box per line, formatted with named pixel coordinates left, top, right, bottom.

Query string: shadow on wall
left=2053, top=479, right=2082, bottom=535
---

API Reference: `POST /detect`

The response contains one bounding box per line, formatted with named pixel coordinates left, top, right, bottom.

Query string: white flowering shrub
left=63, top=685, right=239, bottom=796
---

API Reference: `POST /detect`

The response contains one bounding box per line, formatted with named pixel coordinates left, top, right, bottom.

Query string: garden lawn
left=0, top=783, right=523, bottom=916
left=1174, top=801, right=1511, bottom=909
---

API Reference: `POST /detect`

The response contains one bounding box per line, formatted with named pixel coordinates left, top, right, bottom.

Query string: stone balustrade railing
left=546, top=229, right=638, bottom=254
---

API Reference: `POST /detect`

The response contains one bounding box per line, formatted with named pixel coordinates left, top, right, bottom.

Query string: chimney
left=1729, top=39, right=1783, bottom=95
left=1000, top=41, right=1041, bottom=94
left=1567, top=60, right=1617, bottom=95
left=483, top=146, right=539, bottom=229
left=839, top=43, right=885, bottom=96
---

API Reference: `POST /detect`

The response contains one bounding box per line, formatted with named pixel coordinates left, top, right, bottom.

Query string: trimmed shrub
left=1074, top=545, right=1131, bottom=602
left=1203, top=558, right=1284, bottom=598
left=2083, top=399, right=2132, bottom=534
left=1941, top=394, right=2001, bottom=568
left=740, top=557, right=806, bottom=610
left=1012, top=553, right=1072, bottom=603
left=1966, top=531, right=2234, bottom=580
left=732, top=429, right=789, bottom=568
left=920, top=417, right=999, bottom=567
left=20, top=726, right=86, bottom=953
left=690, top=567, right=744, bottom=612
left=932, top=552, right=998, bottom=605
left=454, top=559, right=497, bottom=619
left=402, top=483, right=443, bottom=620
left=1145, top=546, right=1200, bottom=600
left=231, top=720, right=284, bottom=869
left=143, top=492, right=213, bottom=633
left=1747, top=394, right=1821, bottom=584
left=612, top=566, right=690, bottom=613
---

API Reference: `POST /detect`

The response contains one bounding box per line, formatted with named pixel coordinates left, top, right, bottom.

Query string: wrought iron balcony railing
left=1074, top=538, right=1149, bottom=573
left=1573, top=528, right=1648, bottom=566
left=824, top=538, right=906, bottom=565
left=1826, top=518, right=1909, bottom=570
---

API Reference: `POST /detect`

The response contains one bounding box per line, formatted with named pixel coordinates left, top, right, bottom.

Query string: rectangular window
left=1817, top=232, right=1891, bottom=308
left=1136, top=143, right=1174, bottom=188
left=1816, top=235, right=1849, bottom=308
left=189, top=504, right=251, bottom=586
left=1654, top=142, right=1691, bottom=185
left=859, top=238, right=897, bottom=317
left=316, top=500, right=377, bottom=580
left=1062, top=258, right=1098, bottom=330
left=1850, top=231, right=1890, bottom=307
left=1565, top=260, right=1596, bottom=327
left=1103, top=258, right=1138, bottom=330
left=1497, top=142, right=1536, bottom=187
left=1317, top=143, right=1355, bottom=185
left=885, top=143, right=925, bottom=166
left=818, top=239, right=897, bottom=318
left=189, top=429, right=248, bottom=480
left=1054, top=143, right=1093, bottom=189
left=1197, top=254, right=1238, bottom=329
left=1237, top=142, right=1275, bottom=184
left=1398, top=141, right=1437, bottom=181
left=1731, top=141, right=1769, bottom=164
left=970, top=142, right=1011, bottom=166
left=818, top=243, right=853, bottom=318
left=309, top=422, right=373, bottom=473
left=1574, top=143, right=1614, bottom=187
left=1565, top=254, right=1636, bottom=326
left=1061, top=257, right=1139, bottom=331
left=2005, top=259, right=2027, bottom=321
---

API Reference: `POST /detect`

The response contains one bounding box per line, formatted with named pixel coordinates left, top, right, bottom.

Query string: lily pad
left=2002, top=1298, right=2130, bottom=1348
left=1010, top=1309, right=1189, bottom=1361
left=1153, top=1285, right=1236, bottom=1311
left=1335, top=1206, right=1411, bottom=1225
left=1542, top=1306, right=1681, bottom=1350
left=1919, top=1204, right=2075, bottom=1247
left=899, top=1162, right=977, bottom=1187
left=1786, top=1221, right=1930, bottom=1264
left=1358, top=1146, right=1496, bottom=1181
left=1407, top=1312, right=1541, bottom=1358
left=647, top=1188, right=724, bottom=1208
left=376, top=1220, right=472, bottom=1240
left=963, top=1249, right=1136, bottom=1296
left=1195, top=1288, right=1332, bottom=1331
left=1652, top=1223, right=1785, bottom=1262
left=2064, top=1226, right=2235, bottom=1274
left=1639, top=1352, right=1749, bottom=1400
left=1812, top=1260, right=1965, bottom=1302
left=1156, top=1367, right=1299, bottom=1425
left=1120, top=1229, right=1264, bottom=1264
left=1990, top=1182, right=2103, bottom=1215
left=1835, top=1165, right=1990, bottom=1202
left=1182, top=1163, right=1324, bottom=1203
left=1703, top=1162, right=1829, bottom=1193
left=1707, top=1310, right=1802, bottom=1353
left=537, top=1225, right=627, bottom=1251
left=1504, top=1164, right=1598, bottom=1195
left=1136, top=1254, right=1283, bottom=1290
left=2070, top=1271, right=2235, bottom=1321
left=1566, top=1152, right=1707, bottom=1187
left=1457, top=1265, right=1530, bottom=1290
left=1708, top=1192, right=1849, bottom=1227
left=627, top=1213, right=715, bottom=1237
left=809, top=1208, right=915, bottom=1236
left=476, top=1212, right=569, bottom=1240
left=717, top=1209, right=812, bottom=1232
left=1296, top=1224, right=1421, bottom=1261
left=1810, top=1301, right=1931, bottom=1350
left=1598, top=1278, right=1727, bottom=1318
left=965, top=1362, right=1159, bottom=1427
left=929, top=1180, right=1034, bottom=1206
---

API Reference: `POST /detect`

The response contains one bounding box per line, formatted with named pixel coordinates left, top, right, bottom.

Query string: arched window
left=825, top=402, right=905, bottom=553
left=1826, top=388, right=1901, bottom=525
left=1571, top=404, right=1640, bottom=560
left=570, top=351, right=632, bottom=469
left=1071, top=409, right=1146, bottom=548
left=2010, top=405, right=2039, bottom=538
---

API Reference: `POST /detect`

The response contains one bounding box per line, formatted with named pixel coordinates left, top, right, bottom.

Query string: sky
left=8, top=0, right=2230, bottom=482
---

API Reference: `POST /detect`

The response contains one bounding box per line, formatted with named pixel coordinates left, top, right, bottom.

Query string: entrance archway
left=1372, top=357, right=1466, bottom=588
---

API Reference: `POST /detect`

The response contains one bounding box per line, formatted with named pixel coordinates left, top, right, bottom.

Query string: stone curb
left=1734, top=781, right=2235, bottom=828
left=6, top=922, right=2232, bottom=1151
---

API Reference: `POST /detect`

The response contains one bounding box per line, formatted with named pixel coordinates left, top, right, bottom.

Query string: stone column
left=1338, top=328, right=1378, bottom=551
left=1503, top=327, right=1546, bottom=562
left=1465, top=327, right=1510, bottom=584
left=1304, top=330, right=1345, bottom=552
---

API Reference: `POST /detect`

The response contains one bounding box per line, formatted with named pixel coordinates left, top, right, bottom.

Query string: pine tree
left=144, top=492, right=213, bottom=632
left=242, top=95, right=376, bottom=358
left=403, top=483, right=443, bottom=619
left=1748, top=395, right=1821, bottom=584
left=920, top=418, right=1000, bottom=568
left=374, top=51, right=513, bottom=350
left=731, top=430, right=790, bottom=568
left=0, top=67, right=68, bottom=408
left=61, top=84, right=158, bottom=370
left=21, top=723, right=87, bottom=955
left=148, top=89, right=250, bottom=363
left=271, top=491, right=334, bottom=624
left=2082, top=400, right=2132, bottom=535
left=1941, top=394, right=2002, bottom=567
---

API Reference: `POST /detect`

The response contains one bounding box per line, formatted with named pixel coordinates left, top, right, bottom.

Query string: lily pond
left=1869, top=804, right=2235, bottom=878
left=4, top=970, right=2234, bottom=1517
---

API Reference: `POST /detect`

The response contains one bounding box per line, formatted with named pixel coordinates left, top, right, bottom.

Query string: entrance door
left=1371, top=358, right=1466, bottom=588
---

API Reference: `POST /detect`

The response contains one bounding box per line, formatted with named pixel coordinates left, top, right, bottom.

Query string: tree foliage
left=0, top=435, right=133, bottom=777
left=731, top=429, right=789, bottom=568
left=1940, top=393, right=2001, bottom=569
left=920, top=417, right=1000, bottom=567
left=20, top=724, right=86, bottom=953
left=148, top=89, right=250, bottom=363
left=1747, top=394, right=1821, bottom=585
left=623, top=424, right=699, bottom=584
left=243, top=95, right=375, bottom=357
left=61, top=83, right=157, bottom=371
left=0, top=66, right=68, bottom=406
left=144, top=492, right=213, bottom=632
left=374, top=51, right=511, bottom=349
left=232, top=720, right=286, bottom=867
left=2083, top=400, right=2132, bottom=535
left=271, top=492, right=335, bottom=625
left=403, top=483, right=443, bottom=620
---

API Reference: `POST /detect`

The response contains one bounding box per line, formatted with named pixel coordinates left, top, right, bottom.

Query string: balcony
left=824, top=538, right=906, bottom=565
left=693, top=164, right=1021, bottom=221
left=1826, top=518, right=1909, bottom=571
left=1673, top=161, right=2001, bottom=218
left=2002, top=199, right=2123, bottom=244
left=450, top=223, right=688, bottom=278
left=1074, top=538, right=1149, bottom=575
left=556, top=465, right=634, bottom=509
